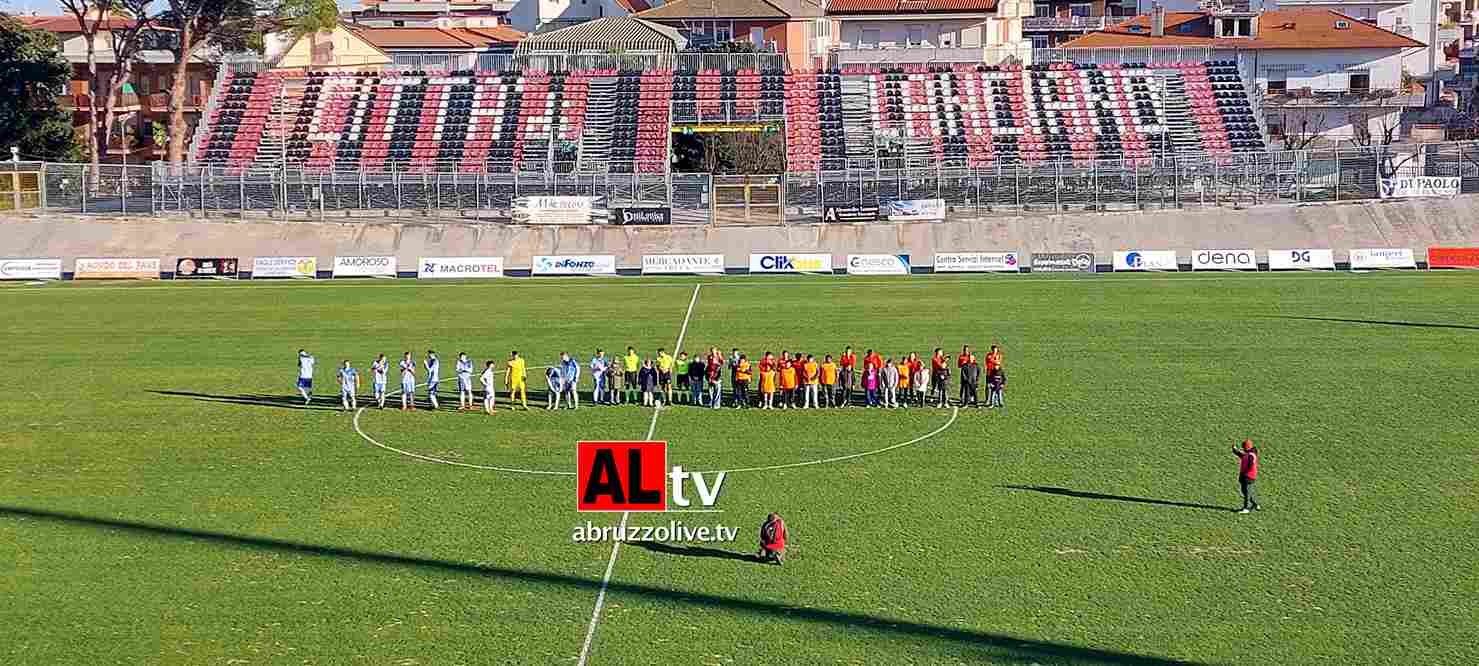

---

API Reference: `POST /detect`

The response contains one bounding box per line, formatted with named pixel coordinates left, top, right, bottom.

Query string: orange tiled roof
left=1064, top=9, right=1426, bottom=49
left=347, top=25, right=523, bottom=49
left=826, top=0, right=995, bottom=13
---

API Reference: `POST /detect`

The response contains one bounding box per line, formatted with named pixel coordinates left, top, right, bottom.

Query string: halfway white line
left=577, top=282, right=701, bottom=666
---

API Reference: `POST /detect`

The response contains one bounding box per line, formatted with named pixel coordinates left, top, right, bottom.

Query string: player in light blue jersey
left=424, top=350, right=441, bottom=410
left=399, top=352, right=416, bottom=411
left=371, top=354, right=389, bottom=409
left=296, top=349, right=316, bottom=405
left=338, top=360, right=359, bottom=411
left=456, top=352, right=474, bottom=410
left=480, top=361, right=497, bottom=414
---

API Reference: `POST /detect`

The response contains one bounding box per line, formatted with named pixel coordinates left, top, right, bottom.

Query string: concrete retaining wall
left=5, top=197, right=1479, bottom=270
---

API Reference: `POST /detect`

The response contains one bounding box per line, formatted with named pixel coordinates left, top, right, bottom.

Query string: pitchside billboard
left=846, top=254, right=910, bottom=275
left=252, top=256, right=318, bottom=279
left=174, top=257, right=239, bottom=279
left=1267, top=249, right=1335, bottom=271
left=1349, top=248, right=1417, bottom=270
left=1030, top=252, right=1095, bottom=273
left=749, top=253, right=833, bottom=273
left=933, top=252, right=1020, bottom=273
left=533, top=255, right=617, bottom=275
left=0, top=258, right=63, bottom=280
left=1426, top=247, right=1479, bottom=269
left=333, top=256, right=397, bottom=278
left=74, top=257, right=161, bottom=279
left=1113, top=250, right=1178, bottom=272
left=1191, top=249, right=1257, bottom=271
left=642, top=254, right=725, bottom=275
left=417, top=257, right=505, bottom=279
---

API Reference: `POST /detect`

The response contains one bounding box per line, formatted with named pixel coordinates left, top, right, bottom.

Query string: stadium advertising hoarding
left=332, top=256, right=397, bottom=278
left=610, top=207, right=672, bottom=226
left=642, top=254, right=725, bottom=275
left=1030, top=252, right=1095, bottom=273
left=1379, top=177, right=1459, bottom=199
left=1191, top=249, right=1257, bottom=271
left=533, top=255, right=618, bottom=275
left=174, top=257, right=239, bottom=279
left=1349, top=248, right=1417, bottom=270
left=0, top=258, right=63, bottom=280
left=1112, top=250, right=1178, bottom=272
left=417, top=257, right=505, bottom=279
left=822, top=205, right=879, bottom=223
left=933, top=252, right=1020, bottom=273
left=1426, top=247, right=1479, bottom=269
left=1267, top=249, right=1335, bottom=271
left=846, top=254, right=910, bottom=275
left=513, top=196, right=593, bottom=225
left=885, top=199, right=945, bottom=222
left=252, top=256, right=318, bottom=279
left=73, top=257, right=161, bottom=280
left=749, top=253, right=833, bottom=273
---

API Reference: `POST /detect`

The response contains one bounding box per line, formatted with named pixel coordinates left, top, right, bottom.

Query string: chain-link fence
left=5, top=141, right=1479, bottom=224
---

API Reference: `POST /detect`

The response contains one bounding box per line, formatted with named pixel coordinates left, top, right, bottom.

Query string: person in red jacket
left=758, top=512, right=786, bottom=564
left=1233, top=439, right=1261, bottom=513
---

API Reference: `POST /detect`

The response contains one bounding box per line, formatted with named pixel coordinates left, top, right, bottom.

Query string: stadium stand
left=192, top=59, right=1265, bottom=173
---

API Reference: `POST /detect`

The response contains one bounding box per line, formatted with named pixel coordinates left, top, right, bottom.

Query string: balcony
left=1022, top=16, right=1110, bottom=32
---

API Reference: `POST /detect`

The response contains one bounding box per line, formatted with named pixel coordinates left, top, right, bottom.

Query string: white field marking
left=693, top=405, right=959, bottom=475
left=5, top=270, right=1427, bottom=295
left=577, top=282, right=702, bottom=666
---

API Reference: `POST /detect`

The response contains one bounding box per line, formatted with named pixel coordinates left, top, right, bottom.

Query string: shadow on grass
left=1, top=504, right=1204, bottom=665
left=632, top=540, right=764, bottom=564
left=999, top=485, right=1228, bottom=512
left=148, top=389, right=562, bottom=413
left=1260, top=315, right=1479, bottom=332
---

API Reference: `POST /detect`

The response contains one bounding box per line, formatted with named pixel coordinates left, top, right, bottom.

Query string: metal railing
left=1022, top=16, right=1111, bottom=31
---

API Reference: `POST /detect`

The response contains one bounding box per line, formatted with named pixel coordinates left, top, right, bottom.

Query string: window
left=907, top=25, right=925, bottom=46
left=1239, top=18, right=1251, bottom=35
left=1266, top=79, right=1287, bottom=93
left=1070, top=3, right=1091, bottom=17
left=1031, top=34, right=1050, bottom=48
left=1349, top=72, right=1370, bottom=91
left=393, top=20, right=405, bottom=27
left=940, top=31, right=954, bottom=48
left=1034, top=3, right=1052, bottom=18
left=1334, top=19, right=1351, bottom=29
left=751, top=26, right=764, bottom=45
left=716, top=24, right=732, bottom=42
left=861, top=28, right=881, bottom=45
left=1177, top=22, right=1195, bottom=33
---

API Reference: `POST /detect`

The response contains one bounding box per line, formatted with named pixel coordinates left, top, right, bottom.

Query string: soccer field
left=2, top=272, right=1476, bottom=665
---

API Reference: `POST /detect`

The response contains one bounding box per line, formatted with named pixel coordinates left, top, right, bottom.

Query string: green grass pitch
left=2, top=272, right=1476, bottom=665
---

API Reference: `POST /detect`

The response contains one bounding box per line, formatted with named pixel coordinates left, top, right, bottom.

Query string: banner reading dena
left=74, top=257, right=161, bottom=280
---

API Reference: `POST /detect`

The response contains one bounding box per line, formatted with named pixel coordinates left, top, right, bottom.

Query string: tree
left=55, top=0, right=153, bottom=168
left=155, top=0, right=258, bottom=166
left=275, top=0, right=340, bottom=38
left=0, top=15, right=81, bottom=161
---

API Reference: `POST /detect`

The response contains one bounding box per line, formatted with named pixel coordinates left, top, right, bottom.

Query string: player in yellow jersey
left=506, top=350, right=528, bottom=410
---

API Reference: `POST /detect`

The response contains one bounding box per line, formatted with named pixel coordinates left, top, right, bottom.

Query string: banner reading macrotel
left=1113, top=250, right=1178, bottom=272
left=252, top=256, right=317, bottom=279
left=1379, top=177, right=1459, bottom=199
left=933, top=252, right=1020, bottom=273
left=642, top=254, right=725, bottom=275
left=1031, top=252, right=1095, bottom=273
left=0, top=258, right=62, bottom=280
left=514, top=196, right=594, bottom=225
left=174, top=257, right=239, bottom=279
left=1349, top=248, right=1417, bottom=270
left=1427, top=247, right=1479, bottom=269
left=533, top=255, right=617, bottom=275
left=1191, top=249, right=1257, bottom=271
left=846, top=254, right=910, bottom=275
left=418, top=257, right=505, bottom=279
left=74, top=257, right=161, bottom=280
left=333, top=255, right=397, bottom=278
left=749, top=253, right=833, bottom=273
left=885, top=199, right=945, bottom=222
left=1267, top=249, right=1335, bottom=271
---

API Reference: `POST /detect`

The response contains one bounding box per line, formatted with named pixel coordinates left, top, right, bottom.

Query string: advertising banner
left=1426, top=247, right=1479, bottom=269
left=174, top=257, right=239, bottom=279
left=611, top=207, right=671, bottom=226
left=0, top=258, right=62, bottom=280
left=1379, top=177, right=1459, bottom=199
left=1349, top=248, right=1416, bottom=270
left=1191, top=249, right=1257, bottom=271
left=1030, top=252, right=1095, bottom=273
left=1113, top=250, right=1178, bottom=272
left=1267, top=249, right=1335, bottom=271
left=822, top=205, right=879, bottom=223
left=513, top=196, right=594, bottom=225
left=74, top=257, right=161, bottom=280
left=933, top=251, right=1020, bottom=273
left=333, top=255, right=397, bottom=278
left=642, top=254, right=725, bottom=275
left=252, top=256, right=318, bottom=279
left=417, top=257, right=505, bottom=279
left=846, top=254, right=910, bottom=275
left=885, top=199, right=945, bottom=222
left=748, top=253, right=833, bottom=273
left=533, top=255, right=617, bottom=275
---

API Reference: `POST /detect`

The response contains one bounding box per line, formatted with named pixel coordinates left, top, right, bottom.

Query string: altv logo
left=576, top=441, right=726, bottom=512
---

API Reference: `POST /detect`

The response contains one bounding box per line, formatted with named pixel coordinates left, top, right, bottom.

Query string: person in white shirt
left=296, top=350, right=316, bottom=405
left=480, top=361, right=498, bottom=414
left=371, top=354, right=389, bottom=409
left=338, top=360, right=359, bottom=411
left=424, top=350, right=441, bottom=410
left=456, top=352, right=474, bottom=410
left=399, top=352, right=417, bottom=411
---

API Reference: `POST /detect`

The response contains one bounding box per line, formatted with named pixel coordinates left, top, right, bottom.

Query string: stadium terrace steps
left=192, top=61, right=1267, bottom=174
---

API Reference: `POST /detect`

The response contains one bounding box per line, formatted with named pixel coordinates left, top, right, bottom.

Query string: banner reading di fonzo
left=1031, top=252, right=1096, bottom=273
